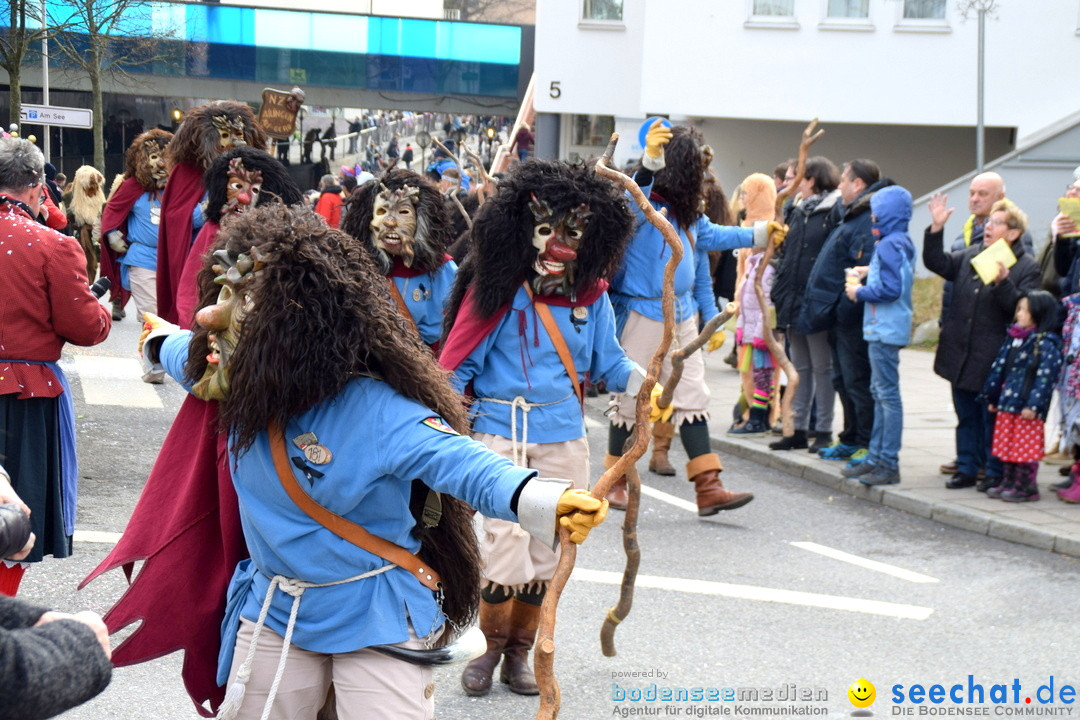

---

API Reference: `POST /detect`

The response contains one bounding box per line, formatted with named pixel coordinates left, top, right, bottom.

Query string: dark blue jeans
left=952, top=385, right=1003, bottom=479
left=831, top=324, right=873, bottom=448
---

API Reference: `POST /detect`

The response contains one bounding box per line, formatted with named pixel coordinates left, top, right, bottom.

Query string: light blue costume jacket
left=450, top=285, right=637, bottom=444
left=391, top=260, right=457, bottom=346
left=610, top=175, right=754, bottom=330
left=159, top=332, right=535, bottom=680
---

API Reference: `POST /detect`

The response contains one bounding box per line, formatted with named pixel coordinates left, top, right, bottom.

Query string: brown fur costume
left=203, top=146, right=304, bottom=225
left=340, top=168, right=455, bottom=275
left=184, top=202, right=481, bottom=632
left=168, top=100, right=268, bottom=172
left=64, top=165, right=107, bottom=281
left=443, top=159, right=633, bottom=328
left=125, top=128, right=173, bottom=190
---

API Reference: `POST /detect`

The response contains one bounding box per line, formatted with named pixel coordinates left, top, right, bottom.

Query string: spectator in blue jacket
left=841, top=185, right=915, bottom=486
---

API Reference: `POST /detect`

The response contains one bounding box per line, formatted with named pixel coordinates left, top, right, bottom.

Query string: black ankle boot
left=808, top=432, right=832, bottom=453
left=769, top=429, right=807, bottom=451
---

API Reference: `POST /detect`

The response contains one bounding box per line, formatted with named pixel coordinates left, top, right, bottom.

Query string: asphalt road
left=28, top=311, right=1080, bottom=719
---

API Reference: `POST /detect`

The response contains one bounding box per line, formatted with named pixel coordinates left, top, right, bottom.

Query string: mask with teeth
left=370, top=184, right=420, bottom=267
left=220, top=157, right=263, bottom=217
left=212, top=114, right=249, bottom=153
left=192, top=247, right=263, bottom=401
left=528, top=193, right=592, bottom=297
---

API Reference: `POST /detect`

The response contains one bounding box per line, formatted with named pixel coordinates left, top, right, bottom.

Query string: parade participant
left=157, top=100, right=267, bottom=324
left=608, top=121, right=779, bottom=515
left=100, top=128, right=173, bottom=379
left=139, top=202, right=607, bottom=720
left=341, top=168, right=457, bottom=349
left=63, top=165, right=108, bottom=283
left=440, top=159, right=646, bottom=698
left=0, top=138, right=111, bottom=595
left=174, top=146, right=303, bottom=327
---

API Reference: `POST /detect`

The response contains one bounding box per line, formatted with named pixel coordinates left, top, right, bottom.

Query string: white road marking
left=573, top=567, right=933, bottom=620
left=639, top=484, right=698, bottom=513
left=72, top=356, right=163, bottom=409
left=790, top=541, right=940, bottom=584
left=74, top=530, right=122, bottom=545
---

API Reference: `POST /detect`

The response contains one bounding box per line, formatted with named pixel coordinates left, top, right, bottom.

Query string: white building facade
left=534, top=0, right=1080, bottom=222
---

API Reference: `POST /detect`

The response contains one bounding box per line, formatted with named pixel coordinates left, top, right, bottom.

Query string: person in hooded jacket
left=797, top=160, right=893, bottom=463
left=769, top=156, right=842, bottom=452
left=923, top=195, right=1041, bottom=491
left=840, top=186, right=915, bottom=486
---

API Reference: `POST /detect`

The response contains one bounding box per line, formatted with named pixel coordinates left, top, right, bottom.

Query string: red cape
left=81, top=397, right=246, bottom=717
left=98, top=176, right=145, bottom=308
left=387, top=253, right=452, bottom=279
left=156, top=163, right=205, bottom=324
left=439, top=279, right=608, bottom=371
left=175, top=221, right=221, bottom=330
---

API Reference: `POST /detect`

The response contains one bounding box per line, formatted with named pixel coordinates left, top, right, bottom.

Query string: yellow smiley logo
left=848, top=678, right=876, bottom=708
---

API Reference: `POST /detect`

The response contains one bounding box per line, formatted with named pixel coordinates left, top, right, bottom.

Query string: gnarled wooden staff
left=534, top=133, right=682, bottom=720
left=461, top=143, right=497, bottom=205
left=765, top=117, right=823, bottom=436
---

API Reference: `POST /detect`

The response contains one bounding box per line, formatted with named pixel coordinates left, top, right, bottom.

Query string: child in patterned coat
left=981, top=290, right=1063, bottom=502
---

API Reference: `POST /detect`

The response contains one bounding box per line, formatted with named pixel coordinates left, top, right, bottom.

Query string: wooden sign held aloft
left=257, top=86, right=305, bottom=140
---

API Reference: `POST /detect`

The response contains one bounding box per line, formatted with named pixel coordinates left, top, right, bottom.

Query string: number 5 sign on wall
left=549, top=81, right=561, bottom=99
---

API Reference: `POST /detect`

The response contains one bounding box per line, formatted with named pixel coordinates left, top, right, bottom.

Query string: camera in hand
left=90, top=277, right=111, bottom=299
left=0, top=503, right=31, bottom=558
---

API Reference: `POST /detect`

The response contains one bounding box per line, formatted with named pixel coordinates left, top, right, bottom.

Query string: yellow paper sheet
left=970, top=238, right=1017, bottom=285
left=1059, top=197, right=1080, bottom=238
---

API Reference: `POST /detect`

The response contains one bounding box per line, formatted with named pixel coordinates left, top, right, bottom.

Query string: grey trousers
left=787, top=329, right=835, bottom=433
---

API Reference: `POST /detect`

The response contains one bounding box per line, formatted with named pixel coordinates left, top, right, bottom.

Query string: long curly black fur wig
left=443, top=159, right=634, bottom=329
left=340, top=168, right=455, bottom=275
left=184, top=202, right=481, bottom=633
left=203, top=146, right=304, bottom=225
left=653, top=125, right=708, bottom=233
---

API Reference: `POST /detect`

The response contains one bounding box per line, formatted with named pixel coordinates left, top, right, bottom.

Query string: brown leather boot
left=500, top=598, right=541, bottom=695
left=461, top=598, right=512, bottom=696
left=648, top=421, right=677, bottom=476
left=603, top=452, right=628, bottom=510
left=686, top=453, right=753, bottom=516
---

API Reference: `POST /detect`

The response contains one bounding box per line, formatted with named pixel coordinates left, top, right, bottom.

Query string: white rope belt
left=479, top=392, right=572, bottom=466
left=216, top=563, right=395, bottom=720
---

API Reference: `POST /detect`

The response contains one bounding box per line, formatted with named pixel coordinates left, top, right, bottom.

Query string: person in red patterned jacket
left=0, top=137, right=112, bottom=596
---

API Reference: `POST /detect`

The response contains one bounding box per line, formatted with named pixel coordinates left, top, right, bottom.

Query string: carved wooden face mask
left=370, top=184, right=420, bottom=267
left=146, top=141, right=168, bottom=188
left=192, top=248, right=262, bottom=401
left=220, top=158, right=263, bottom=217
left=528, top=193, right=591, bottom=296
left=212, top=114, right=248, bottom=153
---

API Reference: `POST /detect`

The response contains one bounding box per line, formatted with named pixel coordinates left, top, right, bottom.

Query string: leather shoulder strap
left=386, top=277, right=421, bottom=336
left=524, top=283, right=583, bottom=406
left=268, top=423, right=441, bottom=591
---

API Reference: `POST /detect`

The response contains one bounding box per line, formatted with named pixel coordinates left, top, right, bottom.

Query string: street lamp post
left=960, top=0, right=998, bottom=172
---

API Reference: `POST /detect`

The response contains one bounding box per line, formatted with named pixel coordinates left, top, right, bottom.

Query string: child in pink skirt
left=982, top=291, right=1063, bottom=502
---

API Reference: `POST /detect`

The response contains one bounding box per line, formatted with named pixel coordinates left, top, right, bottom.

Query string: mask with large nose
left=528, top=193, right=592, bottom=297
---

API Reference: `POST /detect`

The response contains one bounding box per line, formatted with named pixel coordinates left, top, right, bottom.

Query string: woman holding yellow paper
left=923, top=195, right=1040, bottom=491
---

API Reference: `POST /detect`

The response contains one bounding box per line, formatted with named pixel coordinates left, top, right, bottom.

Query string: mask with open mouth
left=212, top=114, right=249, bottom=153
left=191, top=248, right=262, bottom=401
left=528, top=193, right=592, bottom=297
left=370, top=184, right=420, bottom=267
left=220, top=157, right=263, bottom=217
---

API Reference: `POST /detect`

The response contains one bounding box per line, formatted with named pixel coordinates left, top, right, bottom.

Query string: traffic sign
left=19, top=104, right=93, bottom=129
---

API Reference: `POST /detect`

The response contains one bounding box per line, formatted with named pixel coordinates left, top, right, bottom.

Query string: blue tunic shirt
left=391, top=260, right=457, bottom=346
left=611, top=175, right=754, bottom=327
left=450, top=285, right=637, bottom=444
left=159, top=333, right=535, bottom=669
left=119, top=192, right=160, bottom=272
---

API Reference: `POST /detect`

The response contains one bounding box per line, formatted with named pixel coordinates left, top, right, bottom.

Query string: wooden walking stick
left=533, top=133, right=682, bottom=719
left=431, top=137, right=474, bottom=231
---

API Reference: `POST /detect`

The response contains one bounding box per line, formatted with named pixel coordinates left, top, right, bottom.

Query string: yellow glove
left=556, top=489, right=609, bottom=544
left=706, top=328, right=726, bottom=353
left=768, top=221, right=788, bottom=247
left=138, top=312, right=178, bottom=355
left=644, top=119, right=672, bottom=159
left=649, top=383, right=674, bottom=424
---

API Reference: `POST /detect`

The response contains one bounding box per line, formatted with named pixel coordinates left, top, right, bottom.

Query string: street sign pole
left=41, top=0, right=50, bottom=162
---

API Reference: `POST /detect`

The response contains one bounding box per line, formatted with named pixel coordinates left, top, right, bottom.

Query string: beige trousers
left=473, top=433, right=588, bottom=588
left=127, top=265, right=157, bottom=322
left=226, top=619, right=435, bottom=720
left=611, top=311, right=711, bottom=429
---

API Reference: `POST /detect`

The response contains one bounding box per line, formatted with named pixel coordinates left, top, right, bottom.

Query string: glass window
left=903, top=0, right=946, bottom=19
left=753, top=0, right=795, bottom=15
left=583, top=0, right=623, bottom=21
left=827, top=0, right=869, bottom=18
left=571, top=115, right=615, bottom=147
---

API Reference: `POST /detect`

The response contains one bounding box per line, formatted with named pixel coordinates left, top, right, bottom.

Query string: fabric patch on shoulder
left=422, top=416, right=458, bottom=435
